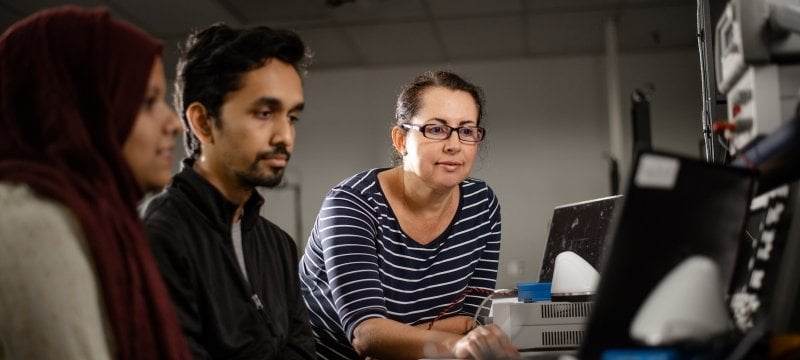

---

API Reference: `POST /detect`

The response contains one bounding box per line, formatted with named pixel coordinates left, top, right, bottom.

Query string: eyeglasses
left=401, top=123, right=486, bottom=143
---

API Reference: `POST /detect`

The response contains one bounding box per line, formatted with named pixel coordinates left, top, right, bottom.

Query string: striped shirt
left=299, top=168, right=502, bottom=359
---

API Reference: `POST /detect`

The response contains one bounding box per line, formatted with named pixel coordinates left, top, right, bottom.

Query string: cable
left=717, top=133, right=732, bottom=162
left=426, top=287, right=518, bottom=332
left=697, top=0, right=717, bottom=163
left=712, top=121, right=757, bottom=169
left=470, top=289, right=517, bottom=331
left=427, top=287, right=493, bottom=330
left=716, top=135, right=755, bottom=170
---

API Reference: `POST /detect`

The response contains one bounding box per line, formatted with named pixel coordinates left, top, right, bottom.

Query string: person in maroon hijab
left=0, top=6, right=190, bottom=360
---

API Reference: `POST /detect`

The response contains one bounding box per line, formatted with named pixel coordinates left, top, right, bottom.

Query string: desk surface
left=519, top=350, right=578, bottom=359
left=421, top=350, right=578, bottom=360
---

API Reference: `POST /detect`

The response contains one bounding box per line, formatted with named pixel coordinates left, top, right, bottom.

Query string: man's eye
left=255, top=110, right=272, bottom=119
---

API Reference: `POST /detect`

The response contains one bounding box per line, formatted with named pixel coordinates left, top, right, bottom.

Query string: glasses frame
left=401, top=123, right=486, bottom=143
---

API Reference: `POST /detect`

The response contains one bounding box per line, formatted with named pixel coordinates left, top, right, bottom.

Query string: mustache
left=256, top=145, right=291, bottom=162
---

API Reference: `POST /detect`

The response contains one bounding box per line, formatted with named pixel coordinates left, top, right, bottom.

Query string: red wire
left=712, top=121, right=756, bottom=170
left=427, top=287, right=494, bottom=330
left=712, top=121, right=736, bottom=133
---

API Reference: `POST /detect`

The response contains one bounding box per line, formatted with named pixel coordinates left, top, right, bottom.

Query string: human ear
left=186, top=102, right=214, bottom=144
left=391, top=126, right=407, bottom=156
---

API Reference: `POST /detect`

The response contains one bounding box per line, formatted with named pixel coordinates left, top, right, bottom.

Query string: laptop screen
left=579, top=151, right=755, bottom=358
left=538, top=195, right=622, bottom=283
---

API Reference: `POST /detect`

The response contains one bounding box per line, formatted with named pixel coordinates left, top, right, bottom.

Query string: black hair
left=392, top=70, right=486, bottom=164
left=174, top=23, right=310, bottom=159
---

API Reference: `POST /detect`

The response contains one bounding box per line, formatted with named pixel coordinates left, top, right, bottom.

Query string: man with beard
left=142, top=23, right=315, bottom=359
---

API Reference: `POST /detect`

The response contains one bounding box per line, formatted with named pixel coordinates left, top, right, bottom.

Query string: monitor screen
left=538, top=195, right=622, bottom=282
left=580, top=151, right=755, bottom=358
left=728, top=183, right=800, bottom=338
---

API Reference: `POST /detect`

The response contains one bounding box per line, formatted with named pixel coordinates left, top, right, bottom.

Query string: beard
left=235, top=145, right=290, bottom=189
left=237, top=166, right=285, bottom=188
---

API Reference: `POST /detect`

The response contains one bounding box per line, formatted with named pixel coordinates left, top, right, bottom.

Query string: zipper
left=230, top=220, right=262, bottom=311
left=241, top=236, right=278, bottom=334
left=232, top=219, right=278, bottom=335
left=251, top=293, right=264, bottom=310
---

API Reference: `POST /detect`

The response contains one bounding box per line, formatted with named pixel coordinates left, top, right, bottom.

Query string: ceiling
left=0, top=0, right=697, bottom=72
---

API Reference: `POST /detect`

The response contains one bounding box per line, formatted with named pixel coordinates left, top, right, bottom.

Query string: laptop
left=578, top=150, right=755, bottom=358
left=538, top=195, right=623, bottom=283
left=493, top=151, right=753, bottom=360
left=491, top=196, right=621, bottom=359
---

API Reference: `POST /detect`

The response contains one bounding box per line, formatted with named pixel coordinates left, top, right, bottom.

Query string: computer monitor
left=767, top=183, right=800, bottom=347
left=725, top=182, right=800, bottom=358
left=538, top=195, right=622, bottom=283
left=579, top=150, right=755, bottom=359
left=728, top=186, right=790, bottom=333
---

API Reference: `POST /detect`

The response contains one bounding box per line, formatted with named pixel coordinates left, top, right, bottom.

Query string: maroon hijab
left=0, top=7, right=189, bottom=359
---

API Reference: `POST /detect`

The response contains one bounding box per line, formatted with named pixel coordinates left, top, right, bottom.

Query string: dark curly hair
left=174, top=23, right=310, bottom=159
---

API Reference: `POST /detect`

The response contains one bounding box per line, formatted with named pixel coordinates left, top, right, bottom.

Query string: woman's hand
left=450, top=324, right=520, bottom=359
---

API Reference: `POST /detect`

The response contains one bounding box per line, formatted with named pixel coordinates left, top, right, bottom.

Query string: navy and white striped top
left=299, top=168, right=502, bottom=359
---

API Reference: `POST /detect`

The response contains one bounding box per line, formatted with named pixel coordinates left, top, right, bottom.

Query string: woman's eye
left=143, top=96, right=156, bottom=110
left=427, top=125, right=445, bottom=133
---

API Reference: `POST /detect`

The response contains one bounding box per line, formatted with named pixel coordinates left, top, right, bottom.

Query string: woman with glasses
left=300, top=71, right=518, bottom=359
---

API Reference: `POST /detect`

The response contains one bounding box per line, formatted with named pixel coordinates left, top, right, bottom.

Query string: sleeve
left=0, top=195, right=113, bottom=360
left=461, top=185, right=502, bottom=316
left=317, top=186, right=387, bottom=341
left=282, top=239, right=317, bottom=359
left=143, top=211, right=211, bottom=360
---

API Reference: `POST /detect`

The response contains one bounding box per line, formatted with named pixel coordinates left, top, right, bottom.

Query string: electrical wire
left=471, top=289, right=517, bottom=331
left=716, top=133, right=755, bottom=169
left=697, top=0, right=718, bottom=163
left=426, top=287, right=519, bottom=332
left=427, top=287, right=493, bottom=330
left=716, top=133, right=731, bottom=164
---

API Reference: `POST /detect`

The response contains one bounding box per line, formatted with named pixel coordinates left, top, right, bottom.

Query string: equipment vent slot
left=542, top=330, right=584, bottom=346
left=541, top=302, right=593, bottom=318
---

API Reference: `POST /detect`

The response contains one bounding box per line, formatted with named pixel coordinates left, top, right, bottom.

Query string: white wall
left=257, top=48, right=702, bottom=289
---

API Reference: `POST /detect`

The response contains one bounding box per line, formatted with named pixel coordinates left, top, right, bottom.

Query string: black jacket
left=142, top=161, right=315, bottom=359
